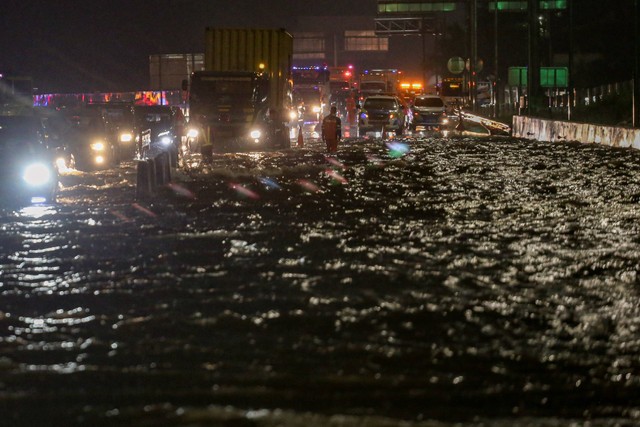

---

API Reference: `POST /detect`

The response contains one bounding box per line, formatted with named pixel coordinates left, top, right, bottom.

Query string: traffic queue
left=1, top=53, right=499, bottom=207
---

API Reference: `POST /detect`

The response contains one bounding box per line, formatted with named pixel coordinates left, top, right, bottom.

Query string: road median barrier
left=136, top=148, right=172, bottom=199
left=513, top=116, right=640, bottom=149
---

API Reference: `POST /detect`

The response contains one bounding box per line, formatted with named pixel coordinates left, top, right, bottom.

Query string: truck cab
left=187, top=71, right=290, bottom=152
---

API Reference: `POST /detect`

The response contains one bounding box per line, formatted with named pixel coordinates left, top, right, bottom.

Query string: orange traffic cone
left=297, top=127, right=304, bottom=147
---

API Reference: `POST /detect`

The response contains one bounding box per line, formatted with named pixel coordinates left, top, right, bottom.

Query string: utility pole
left=568, top=0, right=573, bottom=121
left=528, top=0, right=541, bottom=116
left=635, top=0, right=640, bottom=127
left=493, top=1, right=499, bottom=118
left=470, top=0, right=478, bottom=111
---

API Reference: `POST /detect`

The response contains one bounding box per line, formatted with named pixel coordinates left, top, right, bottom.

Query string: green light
left=489, top=1, right=566, bottom=11
left=377, top=2, right=456, bottom=13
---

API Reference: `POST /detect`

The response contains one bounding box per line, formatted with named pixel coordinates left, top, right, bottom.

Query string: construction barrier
left=512, top=116, right=640, bottom=149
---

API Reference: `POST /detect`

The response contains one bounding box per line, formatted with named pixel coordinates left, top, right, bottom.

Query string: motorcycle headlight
left=119, top=132, right=133, bottom=143
left=161, top=136, right=172, bottom=146
left=23, top=162, right=52, bottom=186
left=187, top=128, right=199, bottom=138
left=250, top=130, right=262, bottom=140
left=91, top=141, right=105, bottom=151
left=312, top=106, right=321, bottom=113
left=289, top=111, right=298, bottom=120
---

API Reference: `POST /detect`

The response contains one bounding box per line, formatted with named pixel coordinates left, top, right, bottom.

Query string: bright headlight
left=23, top=163, right=52, bottom=186
left=187, top=128, right=199, bottom=138
left=289, top=111, right=298, bottom=120
left=312, top=106, right=321, bottom=113
left=91, top=141, right=105, bottom=151
left=120, top=132, right=133, bottom=143
left=56, top=157, right=67, bottom=170
left=250, top=130, right=261, bottom=139
left=161, top=136, right=172, bottom=145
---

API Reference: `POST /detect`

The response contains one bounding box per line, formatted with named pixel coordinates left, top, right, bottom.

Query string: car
left=0, top=114, right=59, bottom=204
left=411, top=94, right=448, bottom=131
left=134, top=105, right=186, bottom=166
left=357, top=94, right=407, bottom=137
left=85, top=102, right=137, bottom=161
left=59, top=110, right=118, bottom=171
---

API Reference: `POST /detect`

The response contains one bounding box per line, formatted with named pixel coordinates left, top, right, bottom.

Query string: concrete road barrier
left=513, top=116, right=640, bottom=149
left=136, top=149, right=173, bottom=199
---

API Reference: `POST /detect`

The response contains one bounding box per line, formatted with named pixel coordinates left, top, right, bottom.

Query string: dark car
left=60, top=111, right=118, bottom=171
left=134, top=105, right=186, bottom=166
left=86, top=102, right=137, bottom=161
left=357, top=95, right=407, bottom=137
left=0, top=115, right=59, bottom=204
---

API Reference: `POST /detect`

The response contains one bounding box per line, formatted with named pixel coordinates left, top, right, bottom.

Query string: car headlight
left=187, top=128, right=199, bottom=138
left=23, top=162, right=52, bottom=186
left=312, top=106, right=321, bottom=113
left=250, top=129, right=261, bottom=140
left=119, top=132, right=133, bottom=143
left=91, top=141, right=105, bottom=151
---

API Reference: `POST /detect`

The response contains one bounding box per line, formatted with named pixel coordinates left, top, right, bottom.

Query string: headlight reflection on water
left=19, top=205, right=57, bottom=218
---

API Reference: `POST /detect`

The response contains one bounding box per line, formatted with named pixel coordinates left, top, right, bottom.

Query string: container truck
left=184, top=28, right=293, bottom=154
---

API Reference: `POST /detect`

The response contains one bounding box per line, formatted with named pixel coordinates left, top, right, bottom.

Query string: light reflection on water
left=2, top=136, right=640, bottom=425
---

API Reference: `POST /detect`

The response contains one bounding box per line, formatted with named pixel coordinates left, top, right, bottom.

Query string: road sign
left=508, top=67, right=527, bottom=86
left=447, top=57, right=465, bottom=74
left=508, top=66, right=568, bottom=87
left=540, top=67, right=568, bottom=88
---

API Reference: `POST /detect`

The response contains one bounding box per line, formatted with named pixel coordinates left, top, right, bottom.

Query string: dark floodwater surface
left=2, top=135, right=640, bottom=426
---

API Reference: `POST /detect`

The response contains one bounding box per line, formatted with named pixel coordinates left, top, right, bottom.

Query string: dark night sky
left=1, top=0, right=376, bottom=93
left=1, top=0, right=634, bottom=93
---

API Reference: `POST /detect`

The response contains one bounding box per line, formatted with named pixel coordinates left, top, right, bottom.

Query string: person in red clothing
left=321, top=105, right=341, bottom=153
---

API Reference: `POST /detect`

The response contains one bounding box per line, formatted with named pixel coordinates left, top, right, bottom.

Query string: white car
left=411, top=95, right=447, bottom=131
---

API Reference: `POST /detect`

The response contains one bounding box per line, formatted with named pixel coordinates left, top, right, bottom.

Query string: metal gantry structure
left=374, top=0, right=566, bottom=116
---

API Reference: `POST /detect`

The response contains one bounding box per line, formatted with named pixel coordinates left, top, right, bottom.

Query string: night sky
left=1, top=0, right=376, bottom=93
left=1, top=0, right=635, bottom=94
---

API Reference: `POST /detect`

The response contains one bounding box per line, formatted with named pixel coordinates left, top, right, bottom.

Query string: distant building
left=149, top=53, right=204, bottom=91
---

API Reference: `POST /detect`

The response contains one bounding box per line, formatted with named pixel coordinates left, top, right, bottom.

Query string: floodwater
left=2, top=132, right=640, bottom=427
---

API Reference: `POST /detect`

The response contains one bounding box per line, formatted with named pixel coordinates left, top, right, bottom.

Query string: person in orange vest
left=321, top=105, right=341, bottom=153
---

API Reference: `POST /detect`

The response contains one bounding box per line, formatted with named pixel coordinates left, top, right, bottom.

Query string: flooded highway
left=2, top=132, right=640, bottom=426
